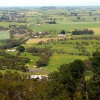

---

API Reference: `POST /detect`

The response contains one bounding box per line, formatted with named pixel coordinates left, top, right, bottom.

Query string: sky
left=0, top=0, right=100, bottom=7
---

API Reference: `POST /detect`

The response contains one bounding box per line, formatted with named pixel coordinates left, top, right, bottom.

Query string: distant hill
left=40, top=6, right=56, bottom=10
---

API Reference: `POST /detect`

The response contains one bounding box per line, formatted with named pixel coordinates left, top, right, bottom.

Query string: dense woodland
left=0, top=51, right=99, bottom=100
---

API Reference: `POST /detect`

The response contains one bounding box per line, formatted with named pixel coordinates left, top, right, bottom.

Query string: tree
left=77, top=16, right=81, bottom=20
left=87, top=51, right=100, bottom=100
left=69, top=59, right=85, bottom=80
left=89, top=12, right=92, bottom=16
left=94, top=18, right=97, bottom=21
left=61, top=30, right=66, bottom=35
left=0, top=71, right=3, bottom=78
left=89, top=51, right=100, bottom=74
left=16, top=46, right=25, bottom=53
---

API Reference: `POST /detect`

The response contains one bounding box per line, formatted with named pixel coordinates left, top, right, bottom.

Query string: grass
left=0, top=8, right=100, bottom=76
left=46, top=53, right=88, bottom=72
left=0, top=42, right=5, bottom=46
left=29, top=22, right=100, bottom=33
left=0, top=31, right=10, bottom=39
left=7, top=51, right=40, bottom=68
left=25, top=38, right=100, bottom=72
left=85, top=71, right=93, bottom=80
left=20, top=52, right=40, bottom=68
left=0, top=22, right=26, bottom=28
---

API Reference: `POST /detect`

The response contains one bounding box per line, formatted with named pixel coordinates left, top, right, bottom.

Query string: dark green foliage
left=89, top=51, right=100, bottom=74
left=26, top=47, right=52, bottom=67
left=72, top=29, right=94, bottom=35
left=0, top=37, right=29, bottom=50
left=61, top=30, right=66, bottom=34
left=0, top=51, right=100, bottom=100
left=0, top=52, right=30, bottom=71
left=69, top=59, right=85, bottom=80
left=16, top=45, right=25, bottom=52
left=0, top=71, right=3, bottom=78
left=46, top=20, right=56, bottom=24
left=87, top=51, right=100, bottom=100
left=77, top=16, right=81, bottom=19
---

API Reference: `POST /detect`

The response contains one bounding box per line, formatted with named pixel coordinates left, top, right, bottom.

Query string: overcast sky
left=0, top=0, right=100, bottom=6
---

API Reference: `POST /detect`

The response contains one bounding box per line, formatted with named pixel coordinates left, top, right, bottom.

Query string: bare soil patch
left=26, top=38, right=64, bottom=44
left=89, top=28, right=100, bottom=35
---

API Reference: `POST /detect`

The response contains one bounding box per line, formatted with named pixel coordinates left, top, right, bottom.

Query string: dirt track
left=26, top=38, right=66, bottom=44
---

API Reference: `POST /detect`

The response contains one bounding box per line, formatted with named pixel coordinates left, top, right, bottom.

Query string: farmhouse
left=30, top=75, right=48, bottom=79
left=6, top=49, right=16, bottom=52
left=58, top=34, right=66, bottom=37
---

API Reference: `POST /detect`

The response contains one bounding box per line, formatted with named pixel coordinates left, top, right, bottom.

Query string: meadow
left=24, top=36, right=100, bottom=72
left=29, top=22, right=100, bottom=34
left=0, top=7, right=100, bottom=75
left=0, top=31, right=10, bottom=39
left=0, top=41, right=5, bottom=46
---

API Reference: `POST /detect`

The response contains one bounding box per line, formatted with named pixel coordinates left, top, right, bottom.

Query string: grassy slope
left=0, top=31, right=10, bottom=39
left=46, top=53, right=88, bottom=72
left=25, top=38, right=100, bottom=72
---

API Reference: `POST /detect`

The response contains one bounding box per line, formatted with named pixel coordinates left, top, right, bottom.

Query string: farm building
left=0, top=31, right=10, bottom=40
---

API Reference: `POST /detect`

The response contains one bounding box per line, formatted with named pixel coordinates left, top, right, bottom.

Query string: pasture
left=29, top=22, right=100, bottom=33
left=0, top=7, right=100, bottom=76
left=0, top=31, right=10, bottom=39
left=0, top=41, right=5, bottom=46
left=25, top=36, right=100, bottom=72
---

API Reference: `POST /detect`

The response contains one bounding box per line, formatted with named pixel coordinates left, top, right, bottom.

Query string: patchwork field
left=0, top=7, right=100, bottom=74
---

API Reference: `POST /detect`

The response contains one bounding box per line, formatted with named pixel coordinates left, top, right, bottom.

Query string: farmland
left=0, top=31, right=10, bottom=39
left=0, top=6, right=100, bottom=73
left=0, top=6, right=100, bottom=100
left=29, top=22, right=100, bottom=33
left=25, top=36, right=100, bottom=72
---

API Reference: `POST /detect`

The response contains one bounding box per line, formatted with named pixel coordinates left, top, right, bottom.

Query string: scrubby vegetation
left=0, top=51, right=99, bottom=100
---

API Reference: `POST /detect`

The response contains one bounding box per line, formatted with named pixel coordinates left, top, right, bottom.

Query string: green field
left=24, top=37, right=100, bottom=72
left=0, top=42, right=5, bottom=46
left=29, top=22, right=100, bottom=33
left=0, top=22, right=26, bottom=28
left=0, top=31, right=10, bottom=39
left=0, top=7, right=100, bottom=74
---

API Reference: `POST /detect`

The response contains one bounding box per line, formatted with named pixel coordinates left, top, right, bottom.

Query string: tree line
left=0, top=37, right=29, bottom=50
left=72, top=29, right=94, bottom=35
